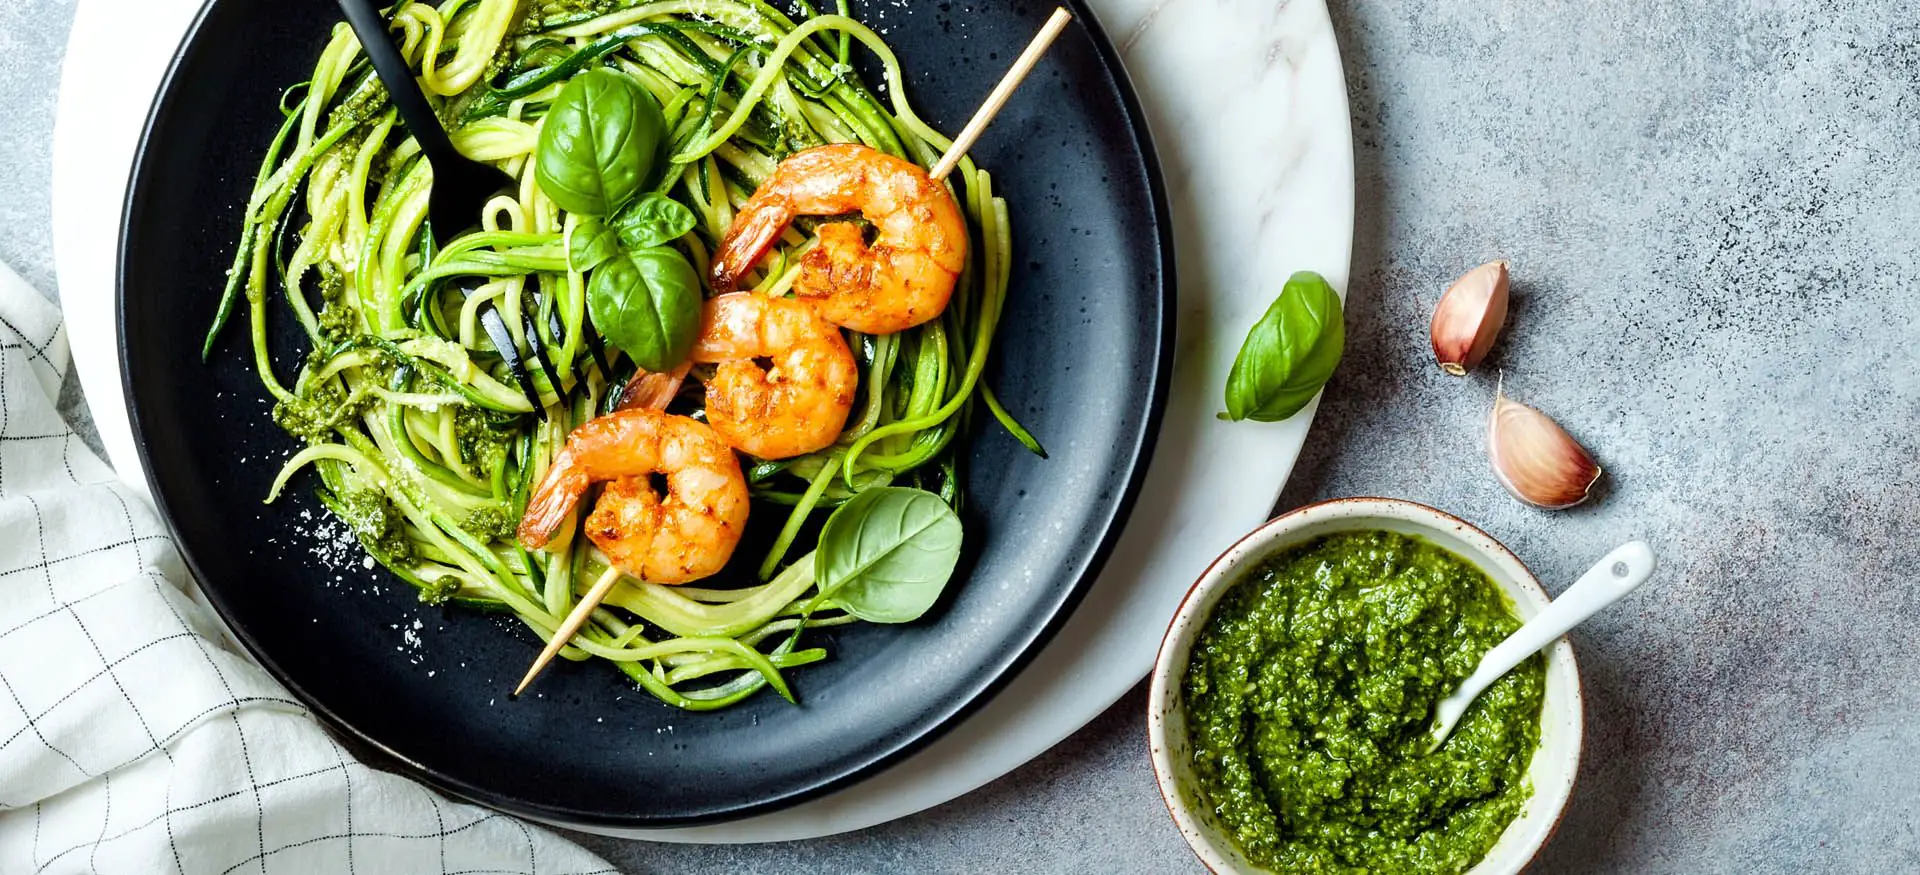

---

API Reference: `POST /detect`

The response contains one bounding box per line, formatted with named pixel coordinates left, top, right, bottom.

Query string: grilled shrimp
left=516, top=409, right=748, bottom=584
left=710, top=143, right=968, bottom=335
left=690, top=293, right=857, bottom=460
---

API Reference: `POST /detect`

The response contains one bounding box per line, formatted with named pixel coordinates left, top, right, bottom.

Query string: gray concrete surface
left=6, top=0, right=1916, bottom=871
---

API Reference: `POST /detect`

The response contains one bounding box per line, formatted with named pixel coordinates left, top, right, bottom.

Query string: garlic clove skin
left=1432, top=260, right=1510, bottom=375
left=1488, top=390, right=1602, bottom=509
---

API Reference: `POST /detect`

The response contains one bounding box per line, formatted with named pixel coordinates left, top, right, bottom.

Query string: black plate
left=120, top=0, right=1170, bottom=826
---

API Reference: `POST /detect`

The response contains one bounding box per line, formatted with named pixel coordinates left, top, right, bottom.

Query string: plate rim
left=114, top=0, right=1175, bottom=827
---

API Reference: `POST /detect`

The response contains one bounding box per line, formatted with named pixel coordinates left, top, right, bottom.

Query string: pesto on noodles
left=206, top=0, right=1037, bottom=710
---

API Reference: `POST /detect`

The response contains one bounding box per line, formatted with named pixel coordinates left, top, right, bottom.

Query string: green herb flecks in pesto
left=1182, top=530, right=1544, bottom=875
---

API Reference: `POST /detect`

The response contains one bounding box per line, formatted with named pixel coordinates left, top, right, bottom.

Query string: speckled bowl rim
left=1146, top=497, right=1584, bottom=875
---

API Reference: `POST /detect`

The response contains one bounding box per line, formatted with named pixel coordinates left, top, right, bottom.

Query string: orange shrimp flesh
left=516, top=409, right=748, bottom=584
left=710, top=143, right=967, bottom=335
left=690, top=293, right=857, bottom=460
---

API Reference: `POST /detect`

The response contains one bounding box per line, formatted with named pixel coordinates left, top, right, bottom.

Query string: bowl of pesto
left=1148, top=498, right=1582, bottom=874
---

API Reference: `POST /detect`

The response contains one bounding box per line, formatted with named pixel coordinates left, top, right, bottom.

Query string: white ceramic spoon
left=1427, top=540, right=1657, bottom=752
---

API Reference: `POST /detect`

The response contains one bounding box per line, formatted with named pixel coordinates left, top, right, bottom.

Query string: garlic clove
left=1431, top=260, right=1510, bottom=375
left=1488, top=389, right=1602, bottom=509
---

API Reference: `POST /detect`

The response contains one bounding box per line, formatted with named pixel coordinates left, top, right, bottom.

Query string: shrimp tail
left=614, top=362, right=690, bottom=412
left=711, top=199, right=793, bottom=293
left=517, top=456, right=589, bottom=549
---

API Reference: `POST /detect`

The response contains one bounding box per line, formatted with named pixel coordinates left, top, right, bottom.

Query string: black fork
left=336, top=0, right=563, bottom=419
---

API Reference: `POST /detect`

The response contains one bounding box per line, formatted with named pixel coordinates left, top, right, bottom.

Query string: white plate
left=53, top=0, right=1352, bottom=842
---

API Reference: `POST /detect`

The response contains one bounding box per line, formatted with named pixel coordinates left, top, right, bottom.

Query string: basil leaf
left=587, top=246, right=700, bottom=372
left=1221, top=271, right=1345, bottom=422
left=534, top=69, right=666, bottom=217
left=612, top=193, right=698, bottom=250
left=568, top=219, right=621, bottom=272
left=815, top=487, right=963, bottom=624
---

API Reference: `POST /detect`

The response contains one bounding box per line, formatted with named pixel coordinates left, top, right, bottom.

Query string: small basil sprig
left=568, top=220, right=622, bottom=272
left=577, top=196, right=699, bottom=371
left=535, top=68, right=666, bottom=217
left=1221, top=270, right=1345, bottom=422
left=587, top=246, right=701, bottom=372
left=612, top=193, right=698, bottom=250
left=814, top=487, right=963, bottom=623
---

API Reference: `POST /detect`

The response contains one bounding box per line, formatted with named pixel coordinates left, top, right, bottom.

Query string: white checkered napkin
left=0, top=264, right=616, bottom=875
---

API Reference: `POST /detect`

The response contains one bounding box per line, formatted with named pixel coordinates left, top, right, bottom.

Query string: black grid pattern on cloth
left=0, top=271, right=617, bottom=874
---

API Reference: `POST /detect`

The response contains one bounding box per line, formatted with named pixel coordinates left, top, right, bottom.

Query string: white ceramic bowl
left=1147, top=498, right=1583, bottom=874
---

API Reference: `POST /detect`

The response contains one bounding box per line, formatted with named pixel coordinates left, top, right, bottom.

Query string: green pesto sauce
left=1182, top=531, right=1545, bottom=875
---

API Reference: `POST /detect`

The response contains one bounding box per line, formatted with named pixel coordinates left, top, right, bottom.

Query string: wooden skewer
left=929, top=7, right=1074, bottom=181
left=514, top=10, right=1073, bottom=696
left=514, top=565, right=622, bottom=696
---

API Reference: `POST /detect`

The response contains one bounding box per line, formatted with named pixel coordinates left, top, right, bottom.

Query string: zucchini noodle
left=205, top=0, right=1036, bottom=710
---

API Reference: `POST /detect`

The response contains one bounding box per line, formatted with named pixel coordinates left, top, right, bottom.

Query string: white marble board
left=51, top=0, right=1353, bottom=842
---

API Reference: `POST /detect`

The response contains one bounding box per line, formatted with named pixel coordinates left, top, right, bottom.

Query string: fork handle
left=336, top=0, right=463, bottom=168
